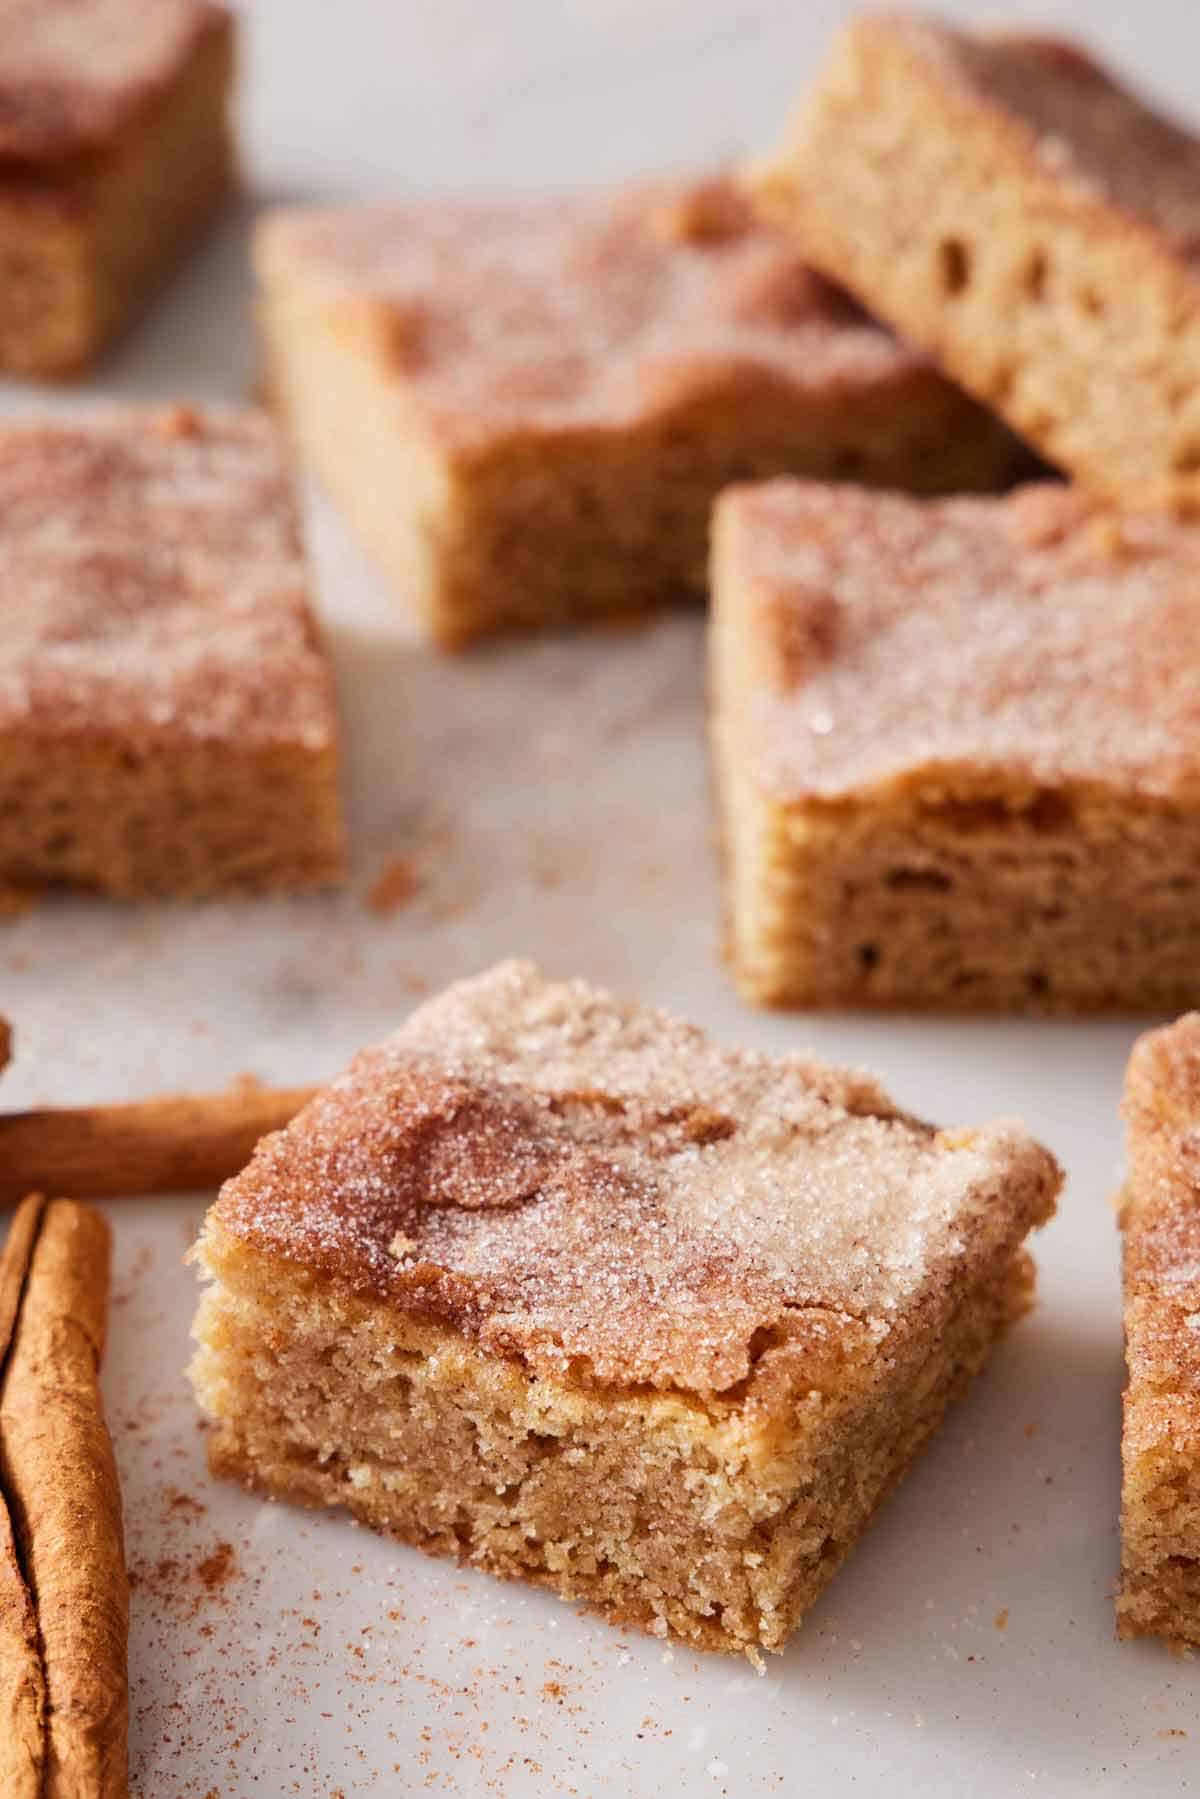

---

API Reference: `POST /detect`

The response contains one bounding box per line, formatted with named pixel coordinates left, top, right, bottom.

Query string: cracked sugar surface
left=210, top=960, right=1059, bottom=1395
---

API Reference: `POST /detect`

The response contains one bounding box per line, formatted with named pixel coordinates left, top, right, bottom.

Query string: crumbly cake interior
left=196, top=1234, right=1034, bottom=1656
left=712, top=478, right=1200, bottom=1009
left=752, top=13, right=1200, bottom=501
left=256, top=177, right=1019, bottom=644
left=1119, top=1017, right=1200, bottom=1645
left=191, top=961, right=1058, bottom=1654
left=0, top=406, right=342, bottom=896
left=0, top=0, right=233, bottom=375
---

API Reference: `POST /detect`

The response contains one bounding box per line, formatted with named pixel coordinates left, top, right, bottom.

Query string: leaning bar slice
left=712, top=477, right=1200, bottom=1011
left=753, top=12, right=1200, bottom=504
left=1120, top=1016, right=1200, bottom=1646
left=190, top=959, right=1058, bottom=1656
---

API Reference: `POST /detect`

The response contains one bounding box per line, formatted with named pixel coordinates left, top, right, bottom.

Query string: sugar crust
left=209, top=959, right=1059, bottom=1396
left=256, top=176, right=957, bottom=451
left=0, top=405, right=335, bottom=749
left=716, top=479, right=1200, bottom=807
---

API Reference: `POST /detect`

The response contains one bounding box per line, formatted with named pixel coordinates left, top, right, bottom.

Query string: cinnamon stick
left=0, top=1199, right=127, bottom=1797
left=0, top=1194, right=47, bottom=1799
left=0, top=1080, right=318, bottom=1207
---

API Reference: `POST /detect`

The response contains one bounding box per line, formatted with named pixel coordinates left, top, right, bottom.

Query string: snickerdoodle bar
left=256, top=176, right=1019, bottom=645
left=190, top=960, right=1058, bottom=1656
left=753, top=13, right=1200, bottom=504
left=712, top=478, right=1200, bottom=1010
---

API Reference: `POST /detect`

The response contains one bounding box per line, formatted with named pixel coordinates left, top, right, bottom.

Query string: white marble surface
left=3, top=3, right=1199, bottom=1793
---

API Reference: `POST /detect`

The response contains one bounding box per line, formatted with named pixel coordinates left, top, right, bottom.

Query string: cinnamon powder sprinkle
left=0, top=406, right=335, bottom=749
left=727, top=480, right=1200, bottom=805
left=258, top=176, right=940, bottom=451
left=196, top=1540, right=237, bottom=1593
left=366, top=856, right=421, bottom=917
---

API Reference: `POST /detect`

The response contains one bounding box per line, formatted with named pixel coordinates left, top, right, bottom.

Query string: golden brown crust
left=208, top=960, right=1059, bottom=1396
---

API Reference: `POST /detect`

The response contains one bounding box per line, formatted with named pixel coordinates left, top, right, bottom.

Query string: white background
left=3, top=3, right=1199, bottom=1793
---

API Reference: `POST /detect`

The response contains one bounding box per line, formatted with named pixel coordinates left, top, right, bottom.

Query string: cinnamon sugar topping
left=256, top=177, right=933, bottom=448
left=0, top=407, right=335, bottom=747
left=211, top=962, right=1058, bottom=1395
left=0, top=0, right=228, bottom=159
left=877, top=13, right=1200, bottom=260
left=722, top=480, right=1200, bottom=804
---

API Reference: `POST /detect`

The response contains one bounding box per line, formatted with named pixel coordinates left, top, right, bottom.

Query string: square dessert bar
left=753, top=13, right=1200, bottom=505
left=256, top=176, right=1020, bottom=647
left=712, top=479, right=1200, bottom=1011
left=0, top=406, right=343, bottom=899
left=0, top=0, right=235, bottom=376
left=1120, top=1015, right=1200, bottom=1646
left=190, top=959, right=1058, bottom=1657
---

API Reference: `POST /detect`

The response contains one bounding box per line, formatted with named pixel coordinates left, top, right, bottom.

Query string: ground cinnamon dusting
left=259, top=175, right=936, bottom=449
left=366, top=856, right=421, bottom=916
left=727, top=480, right=1200, bottom=805
left=196, top=1541, right=236, bottom=1593
left=0, top=407, right=335, bottom=749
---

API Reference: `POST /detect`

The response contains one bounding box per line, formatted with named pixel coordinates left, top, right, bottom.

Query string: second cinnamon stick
left=0, top=1200, right=127, bottom=1797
